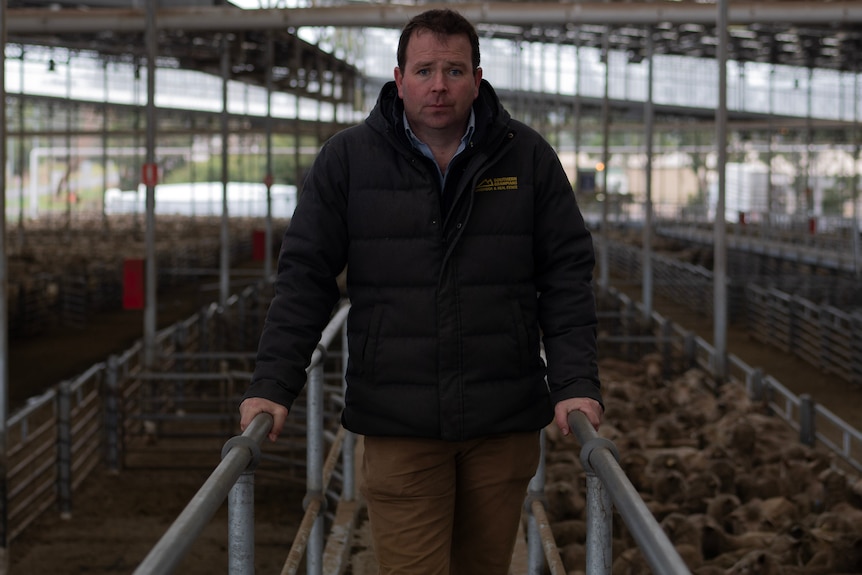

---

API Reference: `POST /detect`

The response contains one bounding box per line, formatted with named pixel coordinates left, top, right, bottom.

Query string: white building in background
left=708, top=162, right=797, bottom=223
left=105, top=182, right=297, bottom=219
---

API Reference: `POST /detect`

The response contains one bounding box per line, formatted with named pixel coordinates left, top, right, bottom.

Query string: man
left=240, top=8, right=602, bottom=574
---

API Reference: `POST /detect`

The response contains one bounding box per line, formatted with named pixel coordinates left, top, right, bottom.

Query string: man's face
left=394, top=29, right=482, bottom=142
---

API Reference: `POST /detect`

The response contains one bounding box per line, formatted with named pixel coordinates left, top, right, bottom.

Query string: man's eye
left=449, top=69, right=463, bottom=76
left=417, top=69, right=430, bottom=76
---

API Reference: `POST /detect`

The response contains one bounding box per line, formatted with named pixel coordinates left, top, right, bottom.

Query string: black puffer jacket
left=245, top=80, right=601, bottom=441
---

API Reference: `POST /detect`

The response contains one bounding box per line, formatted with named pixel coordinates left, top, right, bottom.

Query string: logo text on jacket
left=476, top=177, right=518, bottom=192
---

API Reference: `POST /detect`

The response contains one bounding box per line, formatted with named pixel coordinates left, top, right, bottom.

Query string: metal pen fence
left=746, top=284, right=862, bottom=387
left=6, top=280, right=267, bottom=542
left=605, top=238, right=862, bottom=387
left=604, top=287, right=862, bottom=475
left=9, top=272, right=862, bottom=573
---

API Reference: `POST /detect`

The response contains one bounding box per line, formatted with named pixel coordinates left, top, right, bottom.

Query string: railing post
left=104, top=355, right=121, bottom=473
left=341, top=322, right=355, bottom=502
left=683, top=332, right=696, bottom=369
left=748, top=368, right=764, bottom=401
left=200, top=306, right=211, bottom=370
left=57, top=380, right=73, bottom=520
left=173, top=323, right=188, bottom=407
left=799, top=393, right=816, bottom=446
left=572, top=415, right=617, bottom=575
left=306, top=356, right=326, bottom=575
left=526, top=430, right=546, bottom=575
left=228, top=468, right=256, bottom=574
left=584, top=473, right=613, bottom=575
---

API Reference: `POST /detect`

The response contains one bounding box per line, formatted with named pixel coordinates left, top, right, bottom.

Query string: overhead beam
left=6, top=1, right=862, bottom=34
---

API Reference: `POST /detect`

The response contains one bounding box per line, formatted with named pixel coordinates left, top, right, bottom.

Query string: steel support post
left=57, top=380, right=73, bottom=519
left=0, top=0, right=7, bottom=564
left=341, top=322, right=355, bottom=501
left=585, top=473, right=613, bottom=575
left=219, top=36, right=231, bottom=308
left=143, top=0, right=158, bottom=368
left=598, top=30, right=611, bottom=291
left=265, top=30, right=275, bottom=280
left=306, top=361, right=325, bottom=575
left=228, top=471, right=255, bottom=575
left=104, top=355, right=120, bottom=473
left=713, top=0, right=729, bottom=383
left=642, top=26, right=655, bottom=322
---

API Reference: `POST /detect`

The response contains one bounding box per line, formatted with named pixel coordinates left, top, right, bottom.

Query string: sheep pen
left=543, top=353, right=862, bottom=575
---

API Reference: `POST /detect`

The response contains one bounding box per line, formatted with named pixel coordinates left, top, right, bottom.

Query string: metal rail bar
left=568, top=411, right=691, bottom=575
left=132, top=412, right=272, bottom=575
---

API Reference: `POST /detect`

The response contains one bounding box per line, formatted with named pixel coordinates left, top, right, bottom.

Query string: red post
left=122, top=259, right=145, bottom=310
left=252, top=230, right=266, bottom=261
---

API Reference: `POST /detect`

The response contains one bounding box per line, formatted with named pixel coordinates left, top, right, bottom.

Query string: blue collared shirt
left=404, top=109, right=475, bottom=189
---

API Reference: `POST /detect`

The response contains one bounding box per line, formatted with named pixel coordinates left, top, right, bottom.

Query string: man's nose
left=430, top=70, right=448, bottom=91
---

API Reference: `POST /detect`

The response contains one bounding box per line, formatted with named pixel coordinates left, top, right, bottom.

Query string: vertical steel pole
left=599, top=29, right=611, bottom=291
left=102, top=61, right=109, bottom=233
left=573, top=30, right=582, bottom=194
left=220, top=36, right=231, bottom=307
left=64, top=58, right=72, bottom=230
left=265, top=31, right=275, bottom=280
left=805, top=67, right=814, bottom=230
left=341, top=323, right=355, bottom=501
left=17, top=50, right=24, bottom=240
left=584, top=474, right=613, bottom=575
left=228, top=472, right=255, bottom=575
left=307, top=362, right=325, bottom=575
left=713, top=0, right=729, bottom=382
left=143, top=0, right=158, bottom=368
left=57, top=380, right=73, bottom=519
left=0, top=0, right=10, bottom=568
left=854, top=71, right=860, bottom=279
left=642, top=26, right=655, bottom=322
left=766, top=65, right=775, bottom=239
left=104, top=355, right=120, bottom=473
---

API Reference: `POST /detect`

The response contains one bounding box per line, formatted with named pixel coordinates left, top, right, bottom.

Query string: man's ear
left=394, top=66, right=405, bottom=97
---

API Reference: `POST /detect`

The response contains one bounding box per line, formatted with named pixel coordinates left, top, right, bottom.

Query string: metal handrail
left=133, top=302, right=351, bottom=575
left=133, top=412, right=272, bottom=575
left=568, top=411, right=691, bottom=575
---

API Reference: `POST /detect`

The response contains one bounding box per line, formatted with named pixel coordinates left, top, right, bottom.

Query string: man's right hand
left=239, top=397, right=289, bottom=442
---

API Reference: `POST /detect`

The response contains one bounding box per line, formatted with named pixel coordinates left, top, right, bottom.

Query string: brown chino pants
left=359, top=432, right=541, bottom=575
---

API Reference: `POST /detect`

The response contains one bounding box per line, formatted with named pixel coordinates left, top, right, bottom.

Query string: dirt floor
left=7, top=271, right=862, bottom=574
left=7, top=272, right=312, bottom=574
left=612, top=283, right=862, bottom=431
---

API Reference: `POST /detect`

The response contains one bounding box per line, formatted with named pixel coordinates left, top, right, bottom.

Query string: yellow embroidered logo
left=475, top=177, right=518, bottom=192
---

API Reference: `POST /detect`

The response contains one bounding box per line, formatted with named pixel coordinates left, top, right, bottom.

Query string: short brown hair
left=396, top=9, right=481, bottom=72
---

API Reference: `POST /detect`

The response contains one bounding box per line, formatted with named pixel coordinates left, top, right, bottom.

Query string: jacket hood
left=365, top=79, right=511, bottom=145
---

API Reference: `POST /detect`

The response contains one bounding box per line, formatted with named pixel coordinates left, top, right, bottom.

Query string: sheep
left=541, top=355, right=862, bottom=575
